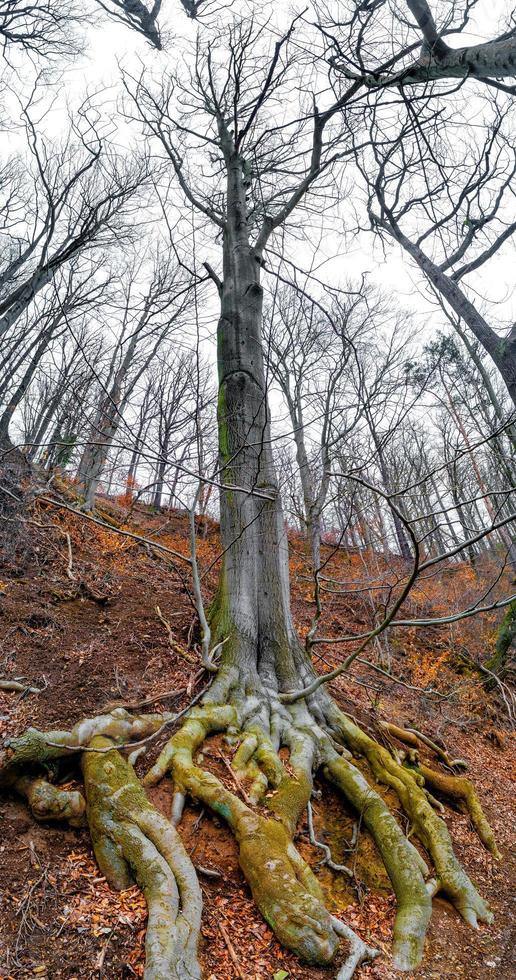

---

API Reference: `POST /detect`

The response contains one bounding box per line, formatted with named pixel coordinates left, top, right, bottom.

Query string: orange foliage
left=116, top=473, right=138, bottom=508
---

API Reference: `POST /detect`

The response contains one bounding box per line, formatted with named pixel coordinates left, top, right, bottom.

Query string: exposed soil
left=0, top=495, right=514, bottom=979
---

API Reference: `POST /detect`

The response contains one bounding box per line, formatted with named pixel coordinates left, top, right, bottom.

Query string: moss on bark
left=82, top=736, right=202, bottom=980
left=330, top=708, right=493, bottom=929
left=145, top=706, right=339, bottom=965
left=412, top=763, right=500, bottom=859
left=488, top=598, right=516, bottom=679
left=15, top=775, right=86, bottom=826
left=324, top=752, right=431, bottom=971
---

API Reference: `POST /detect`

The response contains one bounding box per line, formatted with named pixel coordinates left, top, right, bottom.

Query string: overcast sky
left=3, top=0, right=515, bottom=475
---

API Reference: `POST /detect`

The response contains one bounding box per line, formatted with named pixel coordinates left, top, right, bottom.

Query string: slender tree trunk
left=76, top=406, right=122, bottom=510
left=126, top=402, right=152, bottom=494
left=208, top=151, right=311, bottom=699
left=0, top=319, right=64, bottom=448
left=291, top=403, right=320, bottom=571
left=27, top=387, right=66, bottom=462
left=448, top=475, right=479, bottom=565
left=453, top=319, right=516, bottom=447
left=443, top=382, right=513, bottom=551
left=152, top=453, right=168, bottom=510
left=386, top=224, right=516, bottom=407
left=421, top=487, right=446, bottom=555
left=286, top=395, right=329, bottom=574
left=368, top=424, right=412, bottom=559
left=431, top=475, right=461, bottom=547
left=0, top=267, right=55, bottom=339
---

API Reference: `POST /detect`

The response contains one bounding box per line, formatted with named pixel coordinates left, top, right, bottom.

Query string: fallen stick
left=217, top=920, right=246, bottom=980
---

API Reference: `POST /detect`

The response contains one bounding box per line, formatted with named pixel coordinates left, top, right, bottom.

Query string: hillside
left=0, top=491, right=514, bottom=980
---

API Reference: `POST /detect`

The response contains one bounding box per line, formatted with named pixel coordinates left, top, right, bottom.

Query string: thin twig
left=218, top=750, right=253, bottom=806
left=306, top=801, right=354, bottom=877
left=217, top=920, right=246, bottom=979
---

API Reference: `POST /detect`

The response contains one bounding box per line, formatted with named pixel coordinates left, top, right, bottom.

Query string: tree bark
left=403, top=1, right=516, bottom=83
left=209, top=148, right=307, bottom=697
left=382, top=223, right=516, bottom=408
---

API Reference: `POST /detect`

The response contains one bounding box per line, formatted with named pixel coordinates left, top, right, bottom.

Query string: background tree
left=74, top=254, right=193, bottom=509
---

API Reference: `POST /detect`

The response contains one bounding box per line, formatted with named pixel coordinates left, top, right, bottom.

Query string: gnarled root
left=14, top=774, right=86, bottom=826
left=380, top=721, right=467, bottom=769
left=82, top=736, right=202, bottom=980
left=379, top=722, right=499, bottom=857
left=331, top=916, right=380, bottom=980
left=0, top=689, right=496, bottom=979
left=329, top=707, right=493, bottom=929
left=416, top=764, right=500, bottom=859
left=0, top=709, right=171, bottom=787
left=0, top=713, right=201, bottom=980
left=145, top=705, right=340, bottom=965
left=323, top=750, right=431, bottom=970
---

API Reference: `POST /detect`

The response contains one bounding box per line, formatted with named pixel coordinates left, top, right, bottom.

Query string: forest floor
left=0, top=491, right=514, bottom=980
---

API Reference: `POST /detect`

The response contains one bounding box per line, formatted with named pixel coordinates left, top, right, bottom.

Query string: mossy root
left=82, top=736, right=201, bottom=980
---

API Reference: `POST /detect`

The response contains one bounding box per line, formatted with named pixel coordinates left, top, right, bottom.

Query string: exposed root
left=145, top=705, right=340, bottom=965
left=0, top=679, right=42, bottom=694
left=82, top=736, right=202, bottom=979
left=380, top=721, right=467, bottom=769
left=0, top=709, right=171, bottom=786
left=14, top=775, right=86, bottom=826
left=415, top=763, right=500, bottom=859
left=331, top=916, right=380, bottom=979
left=0, top=684, right=497, bottom=979
left=323, top=748, right=431, bottom=970
left=329, top=706, right=493, bottom=929
left=378, top=722, right=499, bottom=857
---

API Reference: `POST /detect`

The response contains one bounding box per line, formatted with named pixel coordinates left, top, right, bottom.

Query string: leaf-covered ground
left=0, top=493, right=514, bottom=979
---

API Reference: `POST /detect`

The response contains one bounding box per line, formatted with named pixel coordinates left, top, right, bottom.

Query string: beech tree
left=0, top=93, right=150, bottom=342
left=264, top=286, right=358, bottom=573
left=1, top=5, right=514, bottom=980
left=22, top=324, right=104, bottom=466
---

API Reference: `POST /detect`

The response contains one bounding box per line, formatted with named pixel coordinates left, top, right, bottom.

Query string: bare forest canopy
left=0, top=2, right=515, bottom=980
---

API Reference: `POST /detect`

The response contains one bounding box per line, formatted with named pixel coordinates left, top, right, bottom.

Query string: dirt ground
left=0, top=498, right=514, bottom=979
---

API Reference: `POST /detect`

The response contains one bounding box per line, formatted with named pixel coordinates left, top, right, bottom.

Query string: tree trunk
left=2, top=97, right=497, bottom=980
left=26, top=386, right=66, bottom=462
left=290, top=400, right=324, bottom=573
left=76, top=406, right=121, bottom=510
left=208, top=154, right=307, bottom=699
left=443, top=381, right=514, bottom=552
left=365, top=412, right=412, bottom=560
left=152, top=454, right=168, bottom=510
left=387, top=225, right=516, bottom=408
left=430, top=475, right=461, bottom=547
left=0, top=318, right=64, bottom=448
